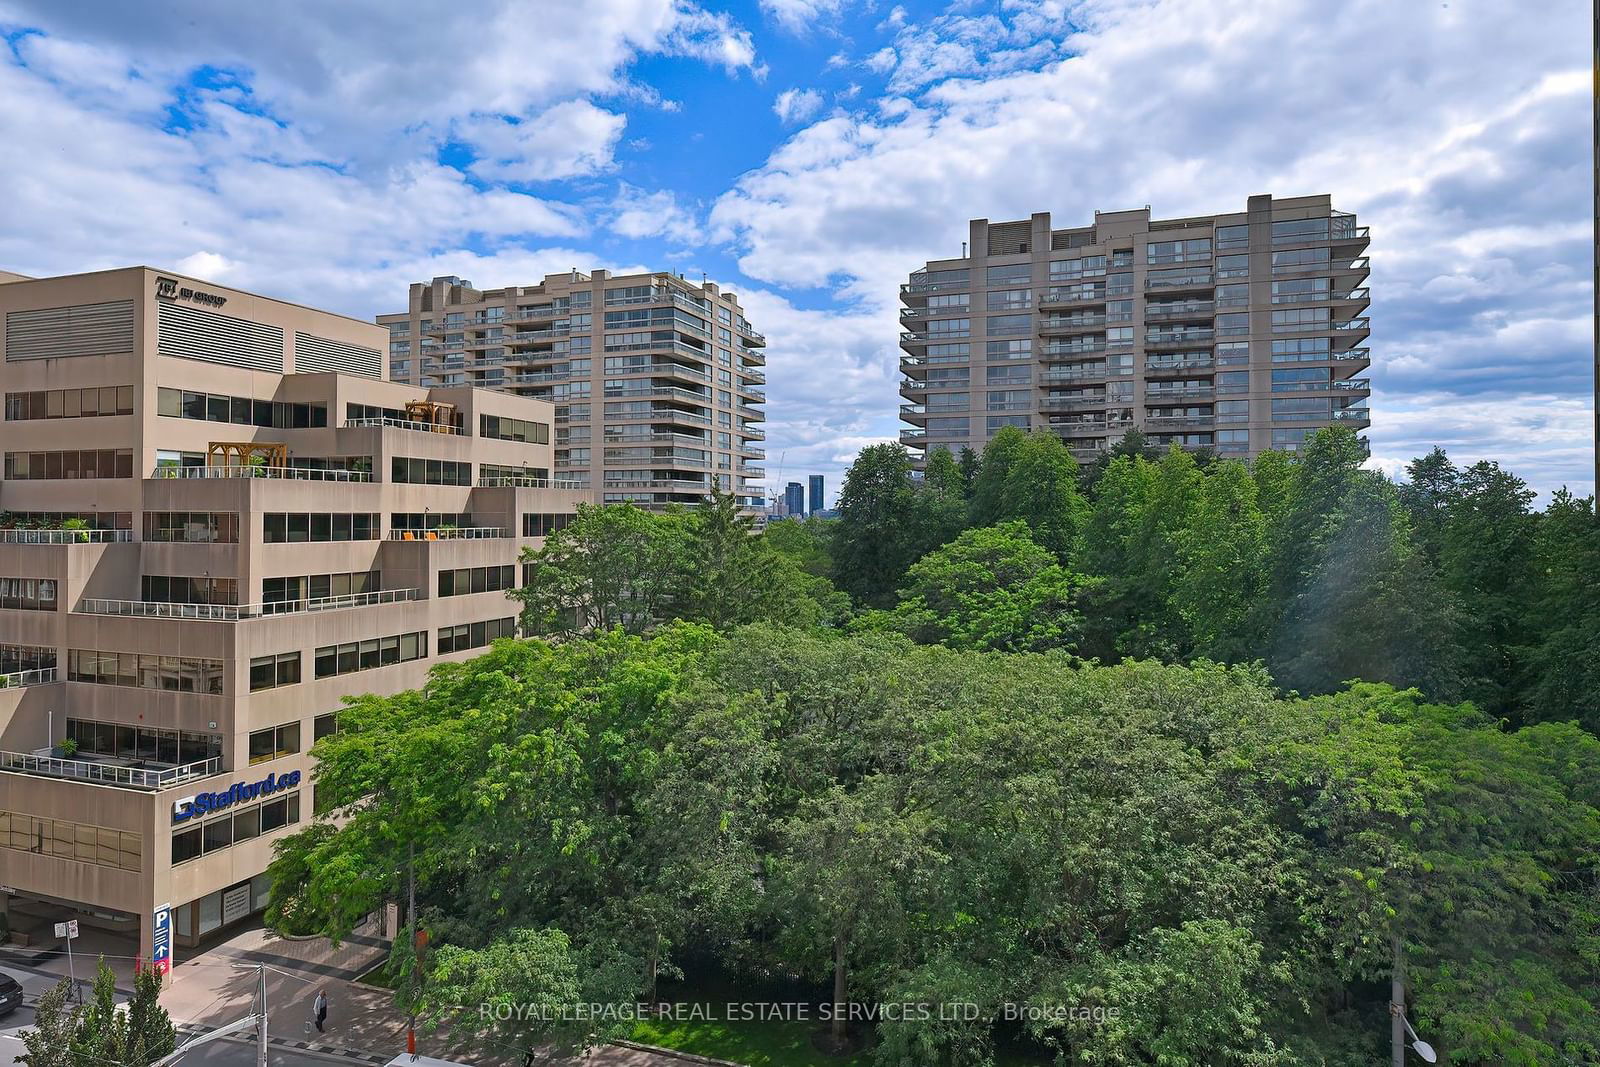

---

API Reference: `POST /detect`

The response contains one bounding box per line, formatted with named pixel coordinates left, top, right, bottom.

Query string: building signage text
left=155, top=276, right=228, bottom=308
left=152, top=902, right=172, bottom=978
left=172, top=769, right=301, bottom=824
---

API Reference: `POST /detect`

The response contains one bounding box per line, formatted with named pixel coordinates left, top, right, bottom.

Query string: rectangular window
left=390, top=457, right=471, bottom=485
left=4, top=449, right=134, bottom=481
left=4, top=387, right=134, bottom=420
left=0, top=578, right=58, bottom=612
left=314, top=632, right=427, bottom=679
left=479, top=413, right=550, bottom=444
left=1271, top=307, right=1330, bottom=332
left=437, top=616, right=517, bottom=655
left=262, top=513, right=379, bottom=543
left=522, top=513, right=573, bottom=537
left=436, top=565, right=515, bottom=598
left=69, top=650, right=221, bottom=694
left=985, top=364, right=1031, bottom=386
left=986, top=339, right=1032, bottom=360
left=986, top=313, right=1032, bottom=336
left=1217, top=371, right=1250, bottom=395
left=247, top=721, right=301, bottom=764
left=986, top=289, right=1031, bottom=310
left=986, top=263, right=1032, bottom=285
left=1271, top=337, right=1332, bottom=362
left=1271, top=367, right=1332, bottom=392
left=1272, top=397, right=1333, bottom=420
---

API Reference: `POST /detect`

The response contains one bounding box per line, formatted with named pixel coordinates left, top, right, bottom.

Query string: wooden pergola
left=405, top=399, right=457, bottom=433
left=207, top=441, right=286, bottom=469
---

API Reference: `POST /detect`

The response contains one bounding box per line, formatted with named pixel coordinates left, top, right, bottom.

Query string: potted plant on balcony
left=434, top=522, right=457, bottom=539
left=59, top=737, right=78, bottom=758
left=62, top=517, right=90, bottom=543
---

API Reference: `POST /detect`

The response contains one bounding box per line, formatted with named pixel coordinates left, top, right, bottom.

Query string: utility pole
left=1390, top=934, right=1405, bottom=1066
left=256, top=962, right=268, bottom=1067
left=407, top=840, right=417, bottom=1056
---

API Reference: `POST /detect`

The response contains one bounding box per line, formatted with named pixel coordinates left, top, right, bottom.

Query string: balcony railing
left=478, top=475, right=587, bottom=489
left=1269, top=287, right=1371, bottom=305
left=1332, top=407, right=1371, bottom=421
left=1146, top=386, right=1215, bottom=400
left=0, top=667, right=58, bottom=687
left=1145, top=273, right=1213, bottom=289
left=1146, top=329, right=1215, bottom=345
left=151, top=465, right=372, bottom=482
left=387, top=527, right=510, bottom=540
left=0, top=529, right=133, bottom=544
left=1146, top=358, right=1215, bottom=373
left=78, top=588, right=422, bottom=620
left=1145, top=301, right=1215, bottom=321
left=0, top=750, right=221, bottom=791
left=342, top=417, right=463, bottom=435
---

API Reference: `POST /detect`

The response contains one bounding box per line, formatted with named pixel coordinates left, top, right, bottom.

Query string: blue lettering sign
left=172, top=769, right=301, bottom=823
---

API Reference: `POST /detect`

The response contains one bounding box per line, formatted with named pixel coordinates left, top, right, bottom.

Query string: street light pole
left=256, top=962, right=269, bottom=1067
left=1391, top=933, right=1405, bottom=1066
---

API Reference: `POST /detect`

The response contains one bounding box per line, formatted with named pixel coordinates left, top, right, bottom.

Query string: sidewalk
left=161, top=924, right=693, bottom=1067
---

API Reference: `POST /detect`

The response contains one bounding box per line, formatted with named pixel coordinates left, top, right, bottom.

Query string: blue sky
left=0, top=0, right=1592, bottom=502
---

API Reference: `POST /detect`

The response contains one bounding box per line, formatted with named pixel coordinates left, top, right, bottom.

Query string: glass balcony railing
left=78, top=589, right=423, bottom=620
left=1, top=750, right=221, bottom=791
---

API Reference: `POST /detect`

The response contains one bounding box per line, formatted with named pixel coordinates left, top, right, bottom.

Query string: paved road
left=0, top=962, right=361, bottom=1067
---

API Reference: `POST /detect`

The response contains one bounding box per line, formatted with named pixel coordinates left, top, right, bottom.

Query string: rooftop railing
left=477, top=475, right=588, bottom=489
left=0, top=667, right=59, bottom=687
left=78, top=588, right=421, bottom=620
left=387, top=527, right=509, bottom=540
left=0, top=750, right=222, bottom=790
left=342, top=417, right=463, bottom=435
left=151, top=465, right=372, bottom=482
left=0, top=529, right=132, bottom=544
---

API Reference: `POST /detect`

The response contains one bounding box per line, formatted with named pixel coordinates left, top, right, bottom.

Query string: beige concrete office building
left=378, top=271, right=768, bottom=510
left=898, top=194, right=1372, bottom=463
left=0, top=266, right=584, bottom=977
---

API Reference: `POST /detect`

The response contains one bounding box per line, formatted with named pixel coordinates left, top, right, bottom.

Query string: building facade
left=898, top=194, right=1371, bottom=464
left=783, top=482, right=804, bottom=517
left=0, top=266, right=583, bottom=977
left=378, top=271, right=767, bottom=511
left=807, top=474, right=824, bottom=516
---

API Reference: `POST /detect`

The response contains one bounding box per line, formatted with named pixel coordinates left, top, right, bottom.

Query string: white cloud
left=864, top=46, right=898, bottom=73
left=773, top=87, right=826, bottom=124
left=611, top=184, right=700, bottom=245
left=759, top=0, right=849, bottom=35
left=461, top=100, right=628, bottom=183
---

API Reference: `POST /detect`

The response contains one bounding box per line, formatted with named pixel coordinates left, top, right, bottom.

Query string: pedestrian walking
left=313, top=988, right=329, bottom=1033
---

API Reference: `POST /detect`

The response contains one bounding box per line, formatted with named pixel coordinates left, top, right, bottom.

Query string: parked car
left=0, top=973, right=23, bottom=1017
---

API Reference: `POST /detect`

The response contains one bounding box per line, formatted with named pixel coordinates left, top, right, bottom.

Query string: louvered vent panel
left=987, top=223, right=1031, bottom=255
left=294, top=332, right=381, bottom=378
left=157, top=302, right=284, bottom=372
left=5, top=301, right=135, bottom=361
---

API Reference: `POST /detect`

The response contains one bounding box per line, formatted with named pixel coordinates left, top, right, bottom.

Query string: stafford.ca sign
left=171, top=769, right=301, bottom=824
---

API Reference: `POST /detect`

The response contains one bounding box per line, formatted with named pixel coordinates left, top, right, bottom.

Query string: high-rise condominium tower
left=898, top=194, right=1371, bottom=463
left=379, top=271, right=768, bottom=511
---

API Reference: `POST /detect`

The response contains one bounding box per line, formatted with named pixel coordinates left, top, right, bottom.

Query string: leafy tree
left=885, top=522, right=1087, bottom=652
left=914, top=446, right=969, bottom=550
left=119, top=967, right=177, bottom=1065
left=513, top=502, right=689, bottom=635
left=69, top=960, right=121, bottom=1065
left=16, top=978, right=75, bottom=1067
left=833, top=443, right=922, bottom=607
left=678, top=491, right=844, bottom=629
left=1397, top=446, right=1460, bottom=565
left=968, top=425, right=1027, bottom=528
left=1172, top=458, right=1267, bottom=661
left=1522, top=489, right=1600, bottom=731
left=1433, top=460, right=1537, bottom=714
left=994, top=431, right=1090, bottom=562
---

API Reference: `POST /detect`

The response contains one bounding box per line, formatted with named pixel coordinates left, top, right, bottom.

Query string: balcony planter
left=62, top=518, right=90, bottom=543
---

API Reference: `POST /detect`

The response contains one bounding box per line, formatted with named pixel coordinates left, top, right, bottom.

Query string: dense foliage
left=16, top=964, right=174, bottom=1067
left=265, top=426, right=1600, bottom=1065
left=269, top=627, right=1600, bottom=1065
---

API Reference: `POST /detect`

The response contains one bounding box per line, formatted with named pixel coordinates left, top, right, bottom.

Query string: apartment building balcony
left=603, top=384, right=713, bottom=407
left=1040, top=314, right=1106, bottom=334
left=602, top=477, right=714, bottom=492
left=742, top=386, right=767, bottom=402
left=740, top=368, right=767, bottom=385
left=513, top=326, right=573, bottom=342
left=1145, top=300, right=1214, bottom=322
left=1145, top=414, right=1215, bottom=429
left=1042, top=339, right=1107, bottom=357
left=0, top=749, right=222, bottom=791
left=506, top=305, right=564, bottom=323
left=1145, top=272, right=1213, bottom=291
left=741, top=426, right=766, bottom=441
left=1052, top=418, right=1118, bottom=436
left=1269, top=287, right=1371, bottom=306
left=607, top=362, right=711, bottom=383
left=604, top=430, right=713, bottom=448
left=506, top=369, right=578, bottom=385
left=1039, top=365, right=1120, bottom=384
left=900, top=404, right=931, bottom=422
left=1145, top=328, right=1214, bottom=347
left=1270, top=215, right=1369, bottom=247
left=1147, top=385, right=1215, bottom=402
left=737, top=404, right=765, bottom=422
left=77, top=588, right=424, bottom=621
left=1146, top=356, right=1214, bottom=374
left=1331, top=346, right=1371, bottom=362
left=603, top=339, right=716, bottom=364
left=150, top=465, right=372, bottom=482
left=1067, top=445, right=1109, bottom=462
left=1332, top=406, right=1371, bottom=422
left=739, top=326, right=766, bottom=347
left=899, top=428, right=928, bottom=444
left=1038, top=395, right=1110, bottom=412
left=900, top=275, right=970, bottom=302
left=602, top=407, right=713, bottom=429
left=1039, top=287, right=1108, bottom=308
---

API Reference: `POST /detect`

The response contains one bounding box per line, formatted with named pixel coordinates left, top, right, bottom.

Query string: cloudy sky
left=0, top=0, right=1592, bottom=501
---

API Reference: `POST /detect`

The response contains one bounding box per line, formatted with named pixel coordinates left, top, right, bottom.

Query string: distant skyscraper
left=808, top=474, right=824, bottom=515
left=784, top=481, right=804, bottom=517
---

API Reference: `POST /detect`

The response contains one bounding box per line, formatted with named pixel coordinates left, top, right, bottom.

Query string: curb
left=176, top=1021, right=390, bottom=1064
left=610, top=1038, right=748, bottom=1066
